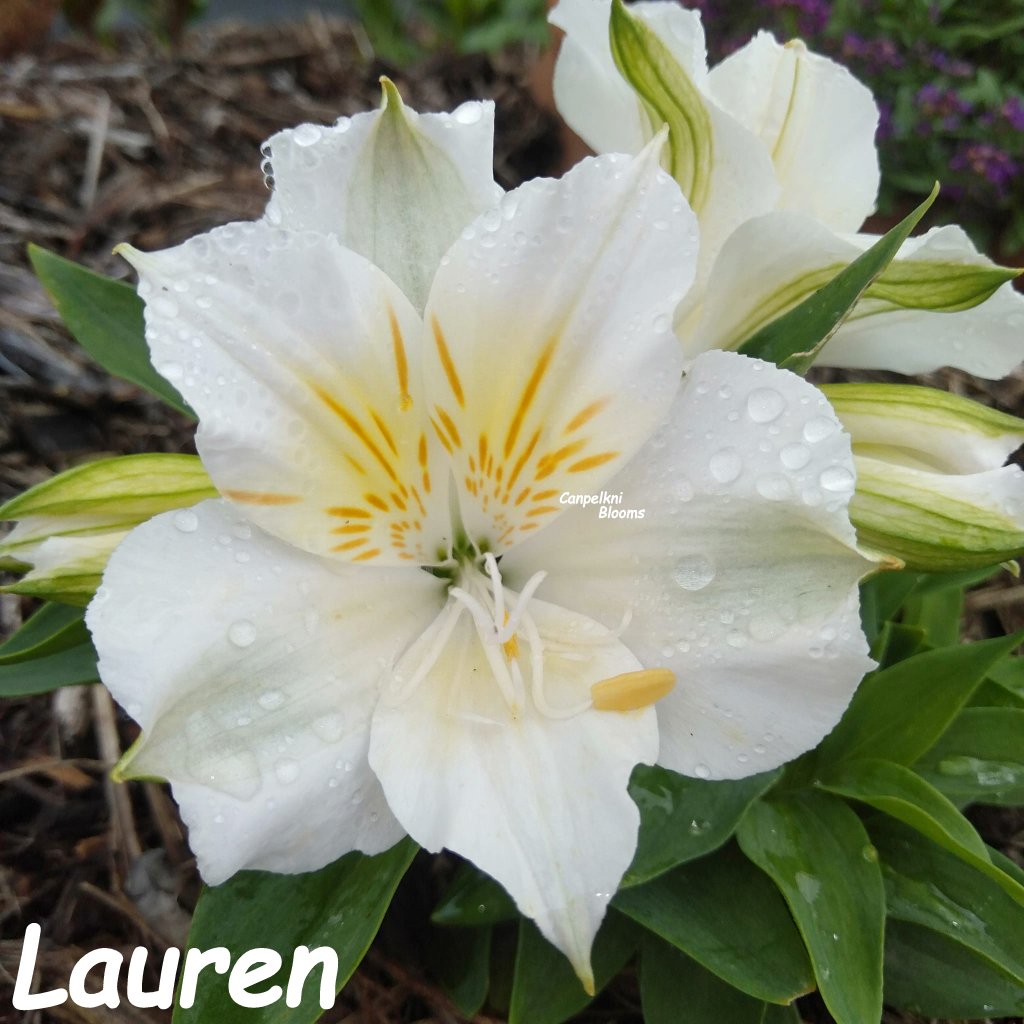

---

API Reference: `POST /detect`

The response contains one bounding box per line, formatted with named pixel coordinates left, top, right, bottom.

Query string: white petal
left=708, top=32, right=879, bottom=232
left=550, top=0, right=707, bottom=157
left=822, top=225, right=1024, bottom=379
left=264, top=89, right=501, bottom=311
left=502, top=351, right=875, bottom=779
left=121, top=224, right=451, bottom=566
left=551, top=0, right=777, bottom=275
left=369, top=596, right=658, bottom=985
left=422, top=140, right=696, bottom=551
left=87, top=499, right=443, bottom=884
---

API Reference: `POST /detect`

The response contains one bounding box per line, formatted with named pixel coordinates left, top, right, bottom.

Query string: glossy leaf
left=900, top=584, right=963, bottom=647
left=737, top=793, right=884, bottom=1024
left=816, top=631, right=1024, bottom=768
left=624, top=766, right=780, bottom=886
left=173, top=839, right=417, bottom=1024
left=0, top=603, right=88, bottom=664
left=431, top=861, right=516, bottom=927
left=508, top=911, right=638, bottom=1024
left=0, top=640, right=98, bottom=696
left=614, top=843, right=813, bottom=1005
left=872, top=818, right=1024, bottom=1005
left=737, top=184, right=939, bottom=372
left=28, top=244, right=192, bottom=416
left=816, top=758, right=1024, bottom=904
left=640, top=936, right=769, bottom=1024
left=915, top=706, right=1024, bottom=806
left=884, top=919, right=1024, bottom=1018
left=858, top=570, right=920, bottom=644
left=869, top=621, right=926, bottom=667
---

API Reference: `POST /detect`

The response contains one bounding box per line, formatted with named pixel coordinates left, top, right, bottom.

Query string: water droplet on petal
left=819, top=465, right=854, bottom=492
left=453, top=102, right=482, bottom=125
left=174, top=509, right=199, bottom=533
left=275, top=757, right=300, bottom=784
left=258, top=689, right=286, bottom=710
left=803, top=415, right=837, bottom=443
left=672, top=555, right=716, bottom=591
left=780, top=442, right=811, bottom=470
left=693, top=763, right=711, bottom=779
left=746, top=388, right=785, bottom=423
left=756, top=473, right=793, bottom=501
left=709, top=448, right=742, bottom=483
left=292, top=123, right=322, bottom=146
left=228, top=620, right=256, bottom=647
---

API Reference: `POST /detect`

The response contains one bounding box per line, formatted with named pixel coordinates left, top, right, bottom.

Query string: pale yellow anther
left=501, top=611, right=519, bottom=660
left=591, top=669, right=675, bottom=713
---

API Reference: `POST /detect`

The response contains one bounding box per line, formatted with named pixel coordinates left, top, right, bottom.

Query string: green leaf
left=736, top=793, right=885, bottom=1024
left=507, top=911, right=637, bottom=1024
left=173, top=839, right=417, bottom=1024
left=737, top=184, right=939, bottom=373
left=425, top=924, right=491, bottom=1018
left=28, top=244, right=192, bottom=417
left=900, top=585, right=962, bottom=647
left=816, top=759, right=1024, bottom=904
left=870, top=621, right=926, bottom=666
left=0, top=603, right=89, bottom=664
left=866, top=258, right=1019, bottom=312
left=624, top=766, right=780, bottom=886
left=816, top=631, right=1024, bottom=767
left=915, top=707, right=1024, bottom=807
left=0, top=640, right=98, bottom=696
left=431, top=861, right=517, bottom=927
left=884, top=919, right=1024, bottom=1018
left=608, top=0, right=713, bottom=210
left=871, top=818, right=1024, bottom=1009
left=640, top=936, right=770, bottom=1024
left=858, top=569, right=920, bottom=644
left=614, top=843, right=813, bottom=1004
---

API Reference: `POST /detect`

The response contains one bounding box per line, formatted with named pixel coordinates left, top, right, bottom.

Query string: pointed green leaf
left=28, top=244, right=192, bottom=417
left=915, top=706, right=1024, bottom=807
left=0, top=603, right=88, bottom=665
left=508, top=912, right=638, bottom=1024
left=614, top=843, right=813, bottom=1004
left=173, top=839, right=417, bottom=1024
left=816, top=758, right=1024, bottom=904
left=884, top=919, right=1024, bottom=1018
left=736, top=793, right=884, bottom=1024
left=817, top=631, right=1024, bottom=767
left=608, top=0, right=712, bottom=210
left=866, top=258, right=1019, bottom=312
left=737, top=184, right=939, bottom=373
left=624, top=766, right=780, bottom=886
left=0, top=640, right=98, bottom=696
left=872, top=818, right=1024, bottom=1009
left=640, top=936, right=770, bottom=1024
left=426, top=924, right=491, bottom=1018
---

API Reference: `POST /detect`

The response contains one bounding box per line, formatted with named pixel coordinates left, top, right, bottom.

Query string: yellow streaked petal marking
left=224, top=489, right=302, bottom=506
left=331, top=524, right=372, bottom=535
left=365, top=493, right=389, bottom=512
left=313, top=386, right=399, bottom=483
left=332, top=537, right=370, bottom=552
left=504, top=334, right=557, bottom=458
left=591, top=669, right=676, bottom=712
left=432, top=314, right=465, bottom=408
left=387, top=304, right=413, bottom=411
left=327, top=506, right=372, bottom=518
left=434, top=406, right=462, bottom=450
left=564, top=397, right=611, bottom=435
left=352, top=547, right=382, bottom=562
left=370, top=410, right=399, bottom=456
left=568, top=451, right=620, bottom=474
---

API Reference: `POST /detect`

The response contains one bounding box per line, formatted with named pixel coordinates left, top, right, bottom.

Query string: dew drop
left=453, top=102, right=482, bottom=125
left=693, top=763, right=711, bottom=779
left=258, top=689, right=286, bottom=710
left=292, top=123, right=322, bottom=146
left=819, top=465, right=854, bottom=492
left=228, top=620, right=256, bottom=647
left=709, top=448, right=742, bottom=483
left=755, top=473, right=793, bottom=501
left=672, top=555, right=716, bottom=591
left=158, top=361, right=183, bottom=381
left=746, top=388, right=785, bottom=423
left=174, top=509, right=199, bottom=533
left=274, top=757, right=300, bottom=784
left=672, top=478, right=695, bottom=503
left=313, top=712, right=346, bottom=743
left=803, top=415, right=837, bottom=443
left=780, top=442, right=811, bottom=470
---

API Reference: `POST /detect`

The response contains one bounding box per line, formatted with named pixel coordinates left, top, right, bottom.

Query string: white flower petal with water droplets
left=421, top=137, right=696, bottom=552
left=263, top=85, right=501, bottom=311
left=707, top=31, right=880, bottom=232
left=369, top=596, right=658, bottom=990
left=502, top=350, right=876, bottom=779
left=87, top=499, right=443, bottom=884
left=120, top=225, right=451, bottom=566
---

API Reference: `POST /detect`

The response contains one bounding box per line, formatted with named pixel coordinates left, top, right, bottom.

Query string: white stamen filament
left=497, top=569, right=547, bottom=643
left=522, top=610, right=593, bottom=720
left=387, top=599, right=466, bottom=705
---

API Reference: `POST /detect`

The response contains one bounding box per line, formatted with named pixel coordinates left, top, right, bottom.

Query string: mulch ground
left=0, top=15, right=1021, bottom=1024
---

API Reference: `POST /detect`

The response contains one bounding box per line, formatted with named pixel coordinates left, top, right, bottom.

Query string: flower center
left=388, top=551, right=675, bottom=720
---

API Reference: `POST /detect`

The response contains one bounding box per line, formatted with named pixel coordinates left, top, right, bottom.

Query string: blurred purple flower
left=1003, top=96, right=1024, bottom=132
left=951, top=143, right=1019, bottom=201
left=765, top=0, right=831, bottom=36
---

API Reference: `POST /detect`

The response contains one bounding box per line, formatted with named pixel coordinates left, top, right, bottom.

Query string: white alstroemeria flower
left=86, top=105, right=876, bottom=987
left=823, top=384, right=1024, bottom=570
left=550, top=0, right=1024, bottom=379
